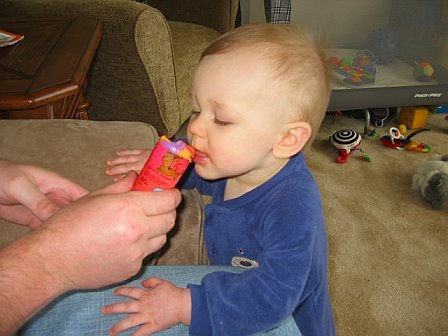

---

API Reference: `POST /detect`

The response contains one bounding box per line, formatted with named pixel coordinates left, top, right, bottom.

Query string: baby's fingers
left=108, top=314, right=150, bottom=336
left=106, top=155, right=139, bottom=167
left=141, top=277, right=165, bottom=289
left=106, top=149, right=151, bottom=176
left=134, top=323, right=164, bottom=336
left=102, top=300, right=140, bottom=314
left=116, top=149, right=146, bottom=156
left=114, top=286, right=145, bottom=300
left=112, top=174, right=127, bottom=182
left=105, top=164, right=137, bottom=177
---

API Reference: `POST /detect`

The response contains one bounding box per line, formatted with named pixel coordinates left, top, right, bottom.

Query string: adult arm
left=0, top=172, right=181, bottom=335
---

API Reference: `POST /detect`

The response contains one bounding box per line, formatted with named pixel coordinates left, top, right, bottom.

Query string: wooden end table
left=0, top=17, right=103, bottom=119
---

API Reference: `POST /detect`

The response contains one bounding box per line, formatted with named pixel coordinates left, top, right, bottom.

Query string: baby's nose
left=188, top=116, right=204, bottom=138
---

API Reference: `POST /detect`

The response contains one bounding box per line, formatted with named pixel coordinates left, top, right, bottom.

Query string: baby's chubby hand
left=105, top=149, right=151, bottom=180
left=103, top=277, right=191, bottom=336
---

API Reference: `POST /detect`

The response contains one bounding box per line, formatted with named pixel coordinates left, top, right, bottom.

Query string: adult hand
left=32, top=171, right=181, bottom=291
left=0, top=160, right=88, bottom=229
left=0, top=170, right=180, bottom=334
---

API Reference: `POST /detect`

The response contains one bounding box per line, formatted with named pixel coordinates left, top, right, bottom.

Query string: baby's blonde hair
left=201, top=23, right=331, bottom=149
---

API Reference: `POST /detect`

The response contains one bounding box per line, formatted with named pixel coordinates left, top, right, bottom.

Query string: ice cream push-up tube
left=132, top=136, right=195, bottom=191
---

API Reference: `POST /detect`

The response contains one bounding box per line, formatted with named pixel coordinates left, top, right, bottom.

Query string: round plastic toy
left=330, top=129, right=361, bottom=148
left=413, top=61, right=434, bottom=82
left=329, top=129, right=371, bottom=163
left=380, top=127, right=431, bottom=153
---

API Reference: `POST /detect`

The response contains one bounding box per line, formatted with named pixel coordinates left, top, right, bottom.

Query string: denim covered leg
left=18, top=266, right=300, bottom=336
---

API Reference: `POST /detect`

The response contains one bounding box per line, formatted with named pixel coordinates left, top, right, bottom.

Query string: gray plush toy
left=412, top=154, right=448, bottom=210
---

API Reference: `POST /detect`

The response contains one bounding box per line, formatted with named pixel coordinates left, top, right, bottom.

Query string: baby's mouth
left=193, top=150, right=209, bottom=163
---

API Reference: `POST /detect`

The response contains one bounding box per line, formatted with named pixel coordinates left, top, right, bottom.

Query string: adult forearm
left=0, top=234, right=65, bottom=334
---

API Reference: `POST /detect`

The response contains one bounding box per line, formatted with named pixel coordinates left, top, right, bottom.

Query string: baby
left=104, top=23, right=335, bottom=335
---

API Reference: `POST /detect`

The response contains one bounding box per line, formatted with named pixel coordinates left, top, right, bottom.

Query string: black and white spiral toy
left=330, top=129, right=362, bottom=149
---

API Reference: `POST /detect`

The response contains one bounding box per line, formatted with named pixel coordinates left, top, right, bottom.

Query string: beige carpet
left=307, top=112, right=448, bottom=336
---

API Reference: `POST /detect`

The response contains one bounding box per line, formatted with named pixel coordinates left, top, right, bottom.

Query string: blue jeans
left=18, top=266, right=301, bottom=335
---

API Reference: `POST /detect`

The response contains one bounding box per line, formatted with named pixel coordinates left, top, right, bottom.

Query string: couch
left=0, top=0, right=238, bottom=137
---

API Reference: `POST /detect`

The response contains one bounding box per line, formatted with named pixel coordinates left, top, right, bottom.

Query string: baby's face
left=187, top=50, right=288, bottom=182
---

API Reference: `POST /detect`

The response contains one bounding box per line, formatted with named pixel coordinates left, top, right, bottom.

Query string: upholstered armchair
left=0, top=0, right=239, bottom=137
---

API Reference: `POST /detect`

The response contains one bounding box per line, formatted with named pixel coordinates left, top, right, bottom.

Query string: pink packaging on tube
left=132, top=136, right=195, bottom=192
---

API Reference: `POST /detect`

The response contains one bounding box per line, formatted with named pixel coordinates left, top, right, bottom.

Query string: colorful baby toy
left=413, top=61, right=434, bottom=82
left=380, top=127, right=431, bottom=153
left=329, top=50, right=377, bottom=87
left=329, top=129, right=371, bottom=163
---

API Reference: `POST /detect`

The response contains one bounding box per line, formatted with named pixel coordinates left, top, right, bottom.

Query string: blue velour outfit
left=180, top=153, right=335, bottom=336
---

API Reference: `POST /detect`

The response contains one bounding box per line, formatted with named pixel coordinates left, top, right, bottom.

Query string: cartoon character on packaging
left=133, top=136, right=195, bottom=192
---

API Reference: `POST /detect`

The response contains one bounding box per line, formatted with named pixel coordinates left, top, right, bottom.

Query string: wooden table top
left=0, top=17, right=103, bottom=110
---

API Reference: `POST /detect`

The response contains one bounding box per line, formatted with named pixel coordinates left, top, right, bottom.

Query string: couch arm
left=143, top=0, right=239, bottom=34
left=0, top=0, right=183, bottom=136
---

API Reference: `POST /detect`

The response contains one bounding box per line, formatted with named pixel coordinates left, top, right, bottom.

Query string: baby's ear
left=273, top=122, right=312, bottom=158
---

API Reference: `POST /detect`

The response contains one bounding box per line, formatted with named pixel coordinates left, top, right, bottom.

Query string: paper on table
left=0, top=29, right=24, bottom=47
